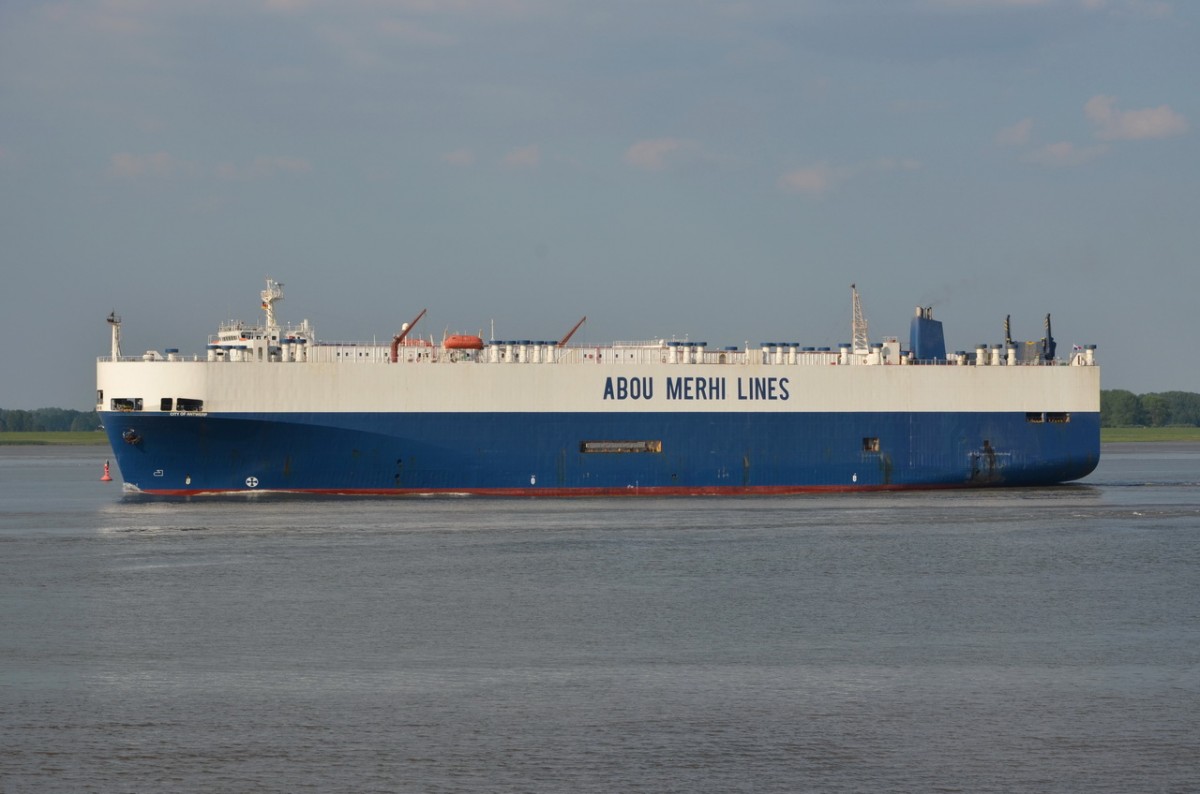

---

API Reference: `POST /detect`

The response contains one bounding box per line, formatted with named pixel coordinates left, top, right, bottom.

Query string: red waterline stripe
left=134, top=483, right=970, bottom=497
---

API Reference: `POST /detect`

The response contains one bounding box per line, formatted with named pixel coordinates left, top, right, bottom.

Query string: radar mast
left=261, top=279, right=284, bottom=329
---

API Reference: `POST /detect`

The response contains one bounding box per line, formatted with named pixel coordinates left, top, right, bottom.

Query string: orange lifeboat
left=444, top=334, right=484, bottom=350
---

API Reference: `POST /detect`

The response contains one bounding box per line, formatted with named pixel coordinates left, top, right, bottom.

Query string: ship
left=96, top=280, right=1100, bottom=496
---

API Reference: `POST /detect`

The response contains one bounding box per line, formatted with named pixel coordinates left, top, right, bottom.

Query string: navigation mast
left=261, top=279, right=284, bottom=329
left=107, top=311, right=122, bottom=361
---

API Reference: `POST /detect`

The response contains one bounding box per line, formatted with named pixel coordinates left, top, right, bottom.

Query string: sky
left=1, top=0, right=1197, bottom=409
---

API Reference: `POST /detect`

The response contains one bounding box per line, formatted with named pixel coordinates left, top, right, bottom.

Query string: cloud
left=1082, top=1, right=1173, bottom=19
left=375, top=18, right=458, bottom=46
left=217, top=156, right=312, bottom=180
left=1085, top=95, right=1188, bottom=141
left=778, top=164, right=836, bottom=196
left=872, top=157, right=922, bottom=173
left=502, top=145, right=540, bottom=168
left=995, top=118, right=1034, bottom=147
left=108, top=151, right=194, bottom=178
left=622, top=138, right=702, bottom=172
left=44, top=2, right=158, bottom=36
left=264, top=0, right=534, bottom=18
left=264, top=0, right=313, bottom=10
left=264, top=0, right=315, bottom=10
left=442, top=148, right=475, bottom=167
left=1021, top=141, right=1109, bottom=167
left=778, top=158, right=921, bottom=197
left=110, top=153, right=311, bottom=180
left=926, top=0, right=1052, bottom=7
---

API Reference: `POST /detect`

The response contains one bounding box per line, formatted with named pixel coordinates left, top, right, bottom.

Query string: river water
left=2, top=444, right=1198, bottom=792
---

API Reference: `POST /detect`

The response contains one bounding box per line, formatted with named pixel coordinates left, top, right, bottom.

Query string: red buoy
left=101, top=460, right=112, bottom=482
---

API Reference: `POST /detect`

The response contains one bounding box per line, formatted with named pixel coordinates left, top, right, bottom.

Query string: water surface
left=2, top=444, right=1198, bottom=792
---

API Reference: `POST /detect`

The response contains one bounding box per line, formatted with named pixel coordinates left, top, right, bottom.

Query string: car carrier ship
left=96, top=280, right=1099, bottom=495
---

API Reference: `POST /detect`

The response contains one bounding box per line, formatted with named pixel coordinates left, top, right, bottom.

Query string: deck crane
left=851, top=284, right=869, bottom=354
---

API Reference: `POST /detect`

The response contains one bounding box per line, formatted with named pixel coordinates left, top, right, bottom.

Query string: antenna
left=851, top=284, right=869, bottom=353
left=107, top=311, right=122, bottom=361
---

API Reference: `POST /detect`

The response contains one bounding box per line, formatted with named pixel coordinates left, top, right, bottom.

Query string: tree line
left=2, top=392, right=1199, bottom=431
left=1100, top=391, right=1200, bottom=428
left=0, top=408, right=101, bottom=432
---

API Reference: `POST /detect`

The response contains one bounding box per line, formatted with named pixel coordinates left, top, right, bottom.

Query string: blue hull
left=101, top=410, right=1101, bottom=495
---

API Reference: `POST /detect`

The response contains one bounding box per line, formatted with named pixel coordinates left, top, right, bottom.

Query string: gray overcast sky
left=1, top=0, right=1197, bottom=409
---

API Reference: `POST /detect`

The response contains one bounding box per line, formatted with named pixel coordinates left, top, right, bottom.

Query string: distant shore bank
left=1100, top=427, right=1200, bottom=443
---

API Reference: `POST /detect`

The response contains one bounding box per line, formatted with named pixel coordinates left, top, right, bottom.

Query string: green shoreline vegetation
left=3, top=392, right=1200, bottom=445
left=0, top=431, right=108, bottom=446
